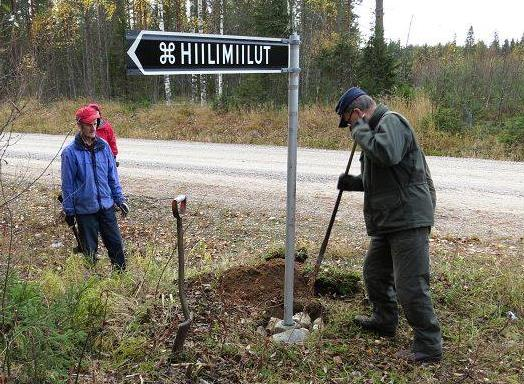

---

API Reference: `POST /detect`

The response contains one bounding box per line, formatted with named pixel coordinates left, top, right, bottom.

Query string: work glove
left=118, top=202, right=129, bottom=218
left=337, top=174, right=362, bottom=191
left=65, top=215, right=75, bottom=227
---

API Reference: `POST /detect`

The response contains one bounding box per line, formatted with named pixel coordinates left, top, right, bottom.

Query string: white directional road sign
left=126, top=29, right=301, bottom=328
left=126, top=30, right=289, bottom=75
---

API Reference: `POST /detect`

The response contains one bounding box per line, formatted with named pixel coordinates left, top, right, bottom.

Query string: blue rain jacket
left=61, top=134, right=125, bottom=216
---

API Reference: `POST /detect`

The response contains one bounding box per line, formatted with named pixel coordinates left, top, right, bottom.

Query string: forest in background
left=1, top=0, right=523, bottom=158
left=1, top=3, right=524, bottom=383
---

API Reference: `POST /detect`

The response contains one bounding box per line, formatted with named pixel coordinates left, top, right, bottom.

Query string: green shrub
left=496, top=116, right=524, bottom=159
left=393, top=83, right=416, bottom=101
left=0, top=274, right=107, bottom=383
left=498, top=116, right=524, bottom=145
left=432, top=107, right=464, bottom=133
left=1, top=277, right=84, bottom=382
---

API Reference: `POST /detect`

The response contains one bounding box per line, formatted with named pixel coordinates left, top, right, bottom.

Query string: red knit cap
left=87, top=103, right=101, bottom=114
left=75, top=106, right=100, bottom=124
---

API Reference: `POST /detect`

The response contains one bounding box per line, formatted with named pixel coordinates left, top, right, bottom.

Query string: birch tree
left=157, top=0, right=172, bottom=104
left=217, top=0, right=224, bottom=97
left=197, top=0, right=206, bottom=105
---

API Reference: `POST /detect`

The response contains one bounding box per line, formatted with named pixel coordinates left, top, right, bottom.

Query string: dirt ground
left=1, top=181, right=523, bottom=383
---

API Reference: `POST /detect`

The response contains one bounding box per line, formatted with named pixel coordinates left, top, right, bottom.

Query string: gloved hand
left=337, top=174, right=362, bottom=191
left=118, top=202, right=129, bottom=218
left=65, top=215, right=75, bottom=227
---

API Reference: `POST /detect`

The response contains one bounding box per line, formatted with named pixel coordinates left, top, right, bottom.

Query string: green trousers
left=364, top=227, right=442, bottom=355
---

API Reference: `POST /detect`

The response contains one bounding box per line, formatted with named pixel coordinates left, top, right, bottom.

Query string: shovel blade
left=171, top=316, right=192, bottom=358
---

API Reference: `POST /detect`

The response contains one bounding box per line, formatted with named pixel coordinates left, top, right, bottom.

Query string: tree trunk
left=96, top=3, right=104, bottom=98
left=103, top=13, right=111, bottom=98
left=347, top=0, right=353, bottom=33
left=188, top=0, right=197, bottom=103
left=217, top=0, right=224, bottom=97
left=293, top=0, right=302, bottom=34
left=157, top=0, right=172, bottom=104
left=375, top=0, right=384, bottom=38
left=198, top=0, right=206, bottom=105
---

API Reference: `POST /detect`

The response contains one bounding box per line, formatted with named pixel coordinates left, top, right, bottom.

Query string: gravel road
left=4, top=133, right=524, bottom=240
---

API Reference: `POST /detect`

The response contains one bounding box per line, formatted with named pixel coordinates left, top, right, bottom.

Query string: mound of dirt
left=217, top=258, right=312, bottom=310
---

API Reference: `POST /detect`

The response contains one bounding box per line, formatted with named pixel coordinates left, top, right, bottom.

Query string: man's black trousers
left=76, top=208, right=126, bottom=270
left=363, top=227, right=442, bottom=356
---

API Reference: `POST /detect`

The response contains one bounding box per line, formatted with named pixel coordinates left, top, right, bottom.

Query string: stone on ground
left=293, top=312, right=312, bottom=329
left=266, top=317, right=280, bottom=335
left=271, top=328, right=310, bottom=344
left=312, top=317, right=324, bottom=331
left=274, top=319, right=297, bottom=334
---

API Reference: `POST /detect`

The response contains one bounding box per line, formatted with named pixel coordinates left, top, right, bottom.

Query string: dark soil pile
left=216, top=258, right=312, bottom=311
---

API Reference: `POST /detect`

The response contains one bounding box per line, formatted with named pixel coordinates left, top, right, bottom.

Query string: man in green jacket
left=335, top=87, right=442, bottom=363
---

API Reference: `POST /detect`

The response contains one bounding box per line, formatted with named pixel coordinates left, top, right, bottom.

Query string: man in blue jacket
left=61, top=105, right=129, bottom=271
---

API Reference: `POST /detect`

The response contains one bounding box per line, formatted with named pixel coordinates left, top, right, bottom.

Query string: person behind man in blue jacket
left=61, top=105, right=129, bottom=271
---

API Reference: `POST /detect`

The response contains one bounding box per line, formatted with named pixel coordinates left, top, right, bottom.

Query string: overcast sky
left=355, top=0, right=524, bottom=46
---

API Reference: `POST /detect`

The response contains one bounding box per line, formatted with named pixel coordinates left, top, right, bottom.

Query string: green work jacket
left=351, top=105, right=436, bottom=236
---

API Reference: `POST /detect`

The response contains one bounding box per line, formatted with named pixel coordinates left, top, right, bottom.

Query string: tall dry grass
left=385, top=94, right=511, bottom=159
left=1, top=95, right=515, bottom=159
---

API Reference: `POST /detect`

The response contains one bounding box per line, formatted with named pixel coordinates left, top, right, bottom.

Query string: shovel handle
left=171, top=195, right=192, bottom=358
left=172, top=196, right=190, bottom=320
left=312, top=141, right=358, bottom=281
left=58, top=194, right=84, bottom=253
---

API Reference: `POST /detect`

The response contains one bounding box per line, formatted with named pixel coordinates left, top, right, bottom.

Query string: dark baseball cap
left=335, top=87, right=367, bottom=127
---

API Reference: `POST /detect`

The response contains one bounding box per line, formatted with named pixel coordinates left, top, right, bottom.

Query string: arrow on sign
left=126, top=30, right=290, bottom=76
left=127, top=30, right=146, bottom=74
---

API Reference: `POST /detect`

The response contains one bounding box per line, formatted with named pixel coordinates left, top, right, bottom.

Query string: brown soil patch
left=216, top=258, right=313, bottom=313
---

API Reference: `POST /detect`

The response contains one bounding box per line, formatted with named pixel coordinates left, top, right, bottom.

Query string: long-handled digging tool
left=57, top=194, right=83, bottom=254
left=312, top=141, right=358, bottom=289
left=171, top=195, right=193, bottom=359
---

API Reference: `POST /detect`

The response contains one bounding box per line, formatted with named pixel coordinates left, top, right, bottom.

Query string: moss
left=314, top=268, right=360, bottom=297
left=263, top=246, right=308, bottom=263
left=112, top=336, right=149, bottom=368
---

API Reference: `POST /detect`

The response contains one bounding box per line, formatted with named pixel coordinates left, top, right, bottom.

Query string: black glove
left=65, top=215, right=75, bottom=227
left=118, top=202, right=129, bottom=218
left=337, top=174, right=362, bottom=191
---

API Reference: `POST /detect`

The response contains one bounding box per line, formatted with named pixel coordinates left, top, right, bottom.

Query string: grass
left=2, top=94, right=522, bottom=160
left=1, top=185, right=523, bottom=383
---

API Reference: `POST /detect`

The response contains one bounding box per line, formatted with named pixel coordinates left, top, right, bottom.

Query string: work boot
left=353, top=314, right=396, bottom=337
left=394, top=349, right=442, bottom=364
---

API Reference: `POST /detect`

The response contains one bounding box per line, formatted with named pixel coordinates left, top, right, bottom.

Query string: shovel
left=171, top=195, right=193, bottom=358
left=312, top=141, right=358, bottom=287
left=57, top=194, right=83, bottom=254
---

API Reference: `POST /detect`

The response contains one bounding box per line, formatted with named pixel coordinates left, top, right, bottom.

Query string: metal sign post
left=283, top=33, right=300, bottom=326
left=126, top=30, right=300, bottom=327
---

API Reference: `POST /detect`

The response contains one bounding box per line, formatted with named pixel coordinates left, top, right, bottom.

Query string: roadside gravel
left=4, top=133, right=524, bottom=240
